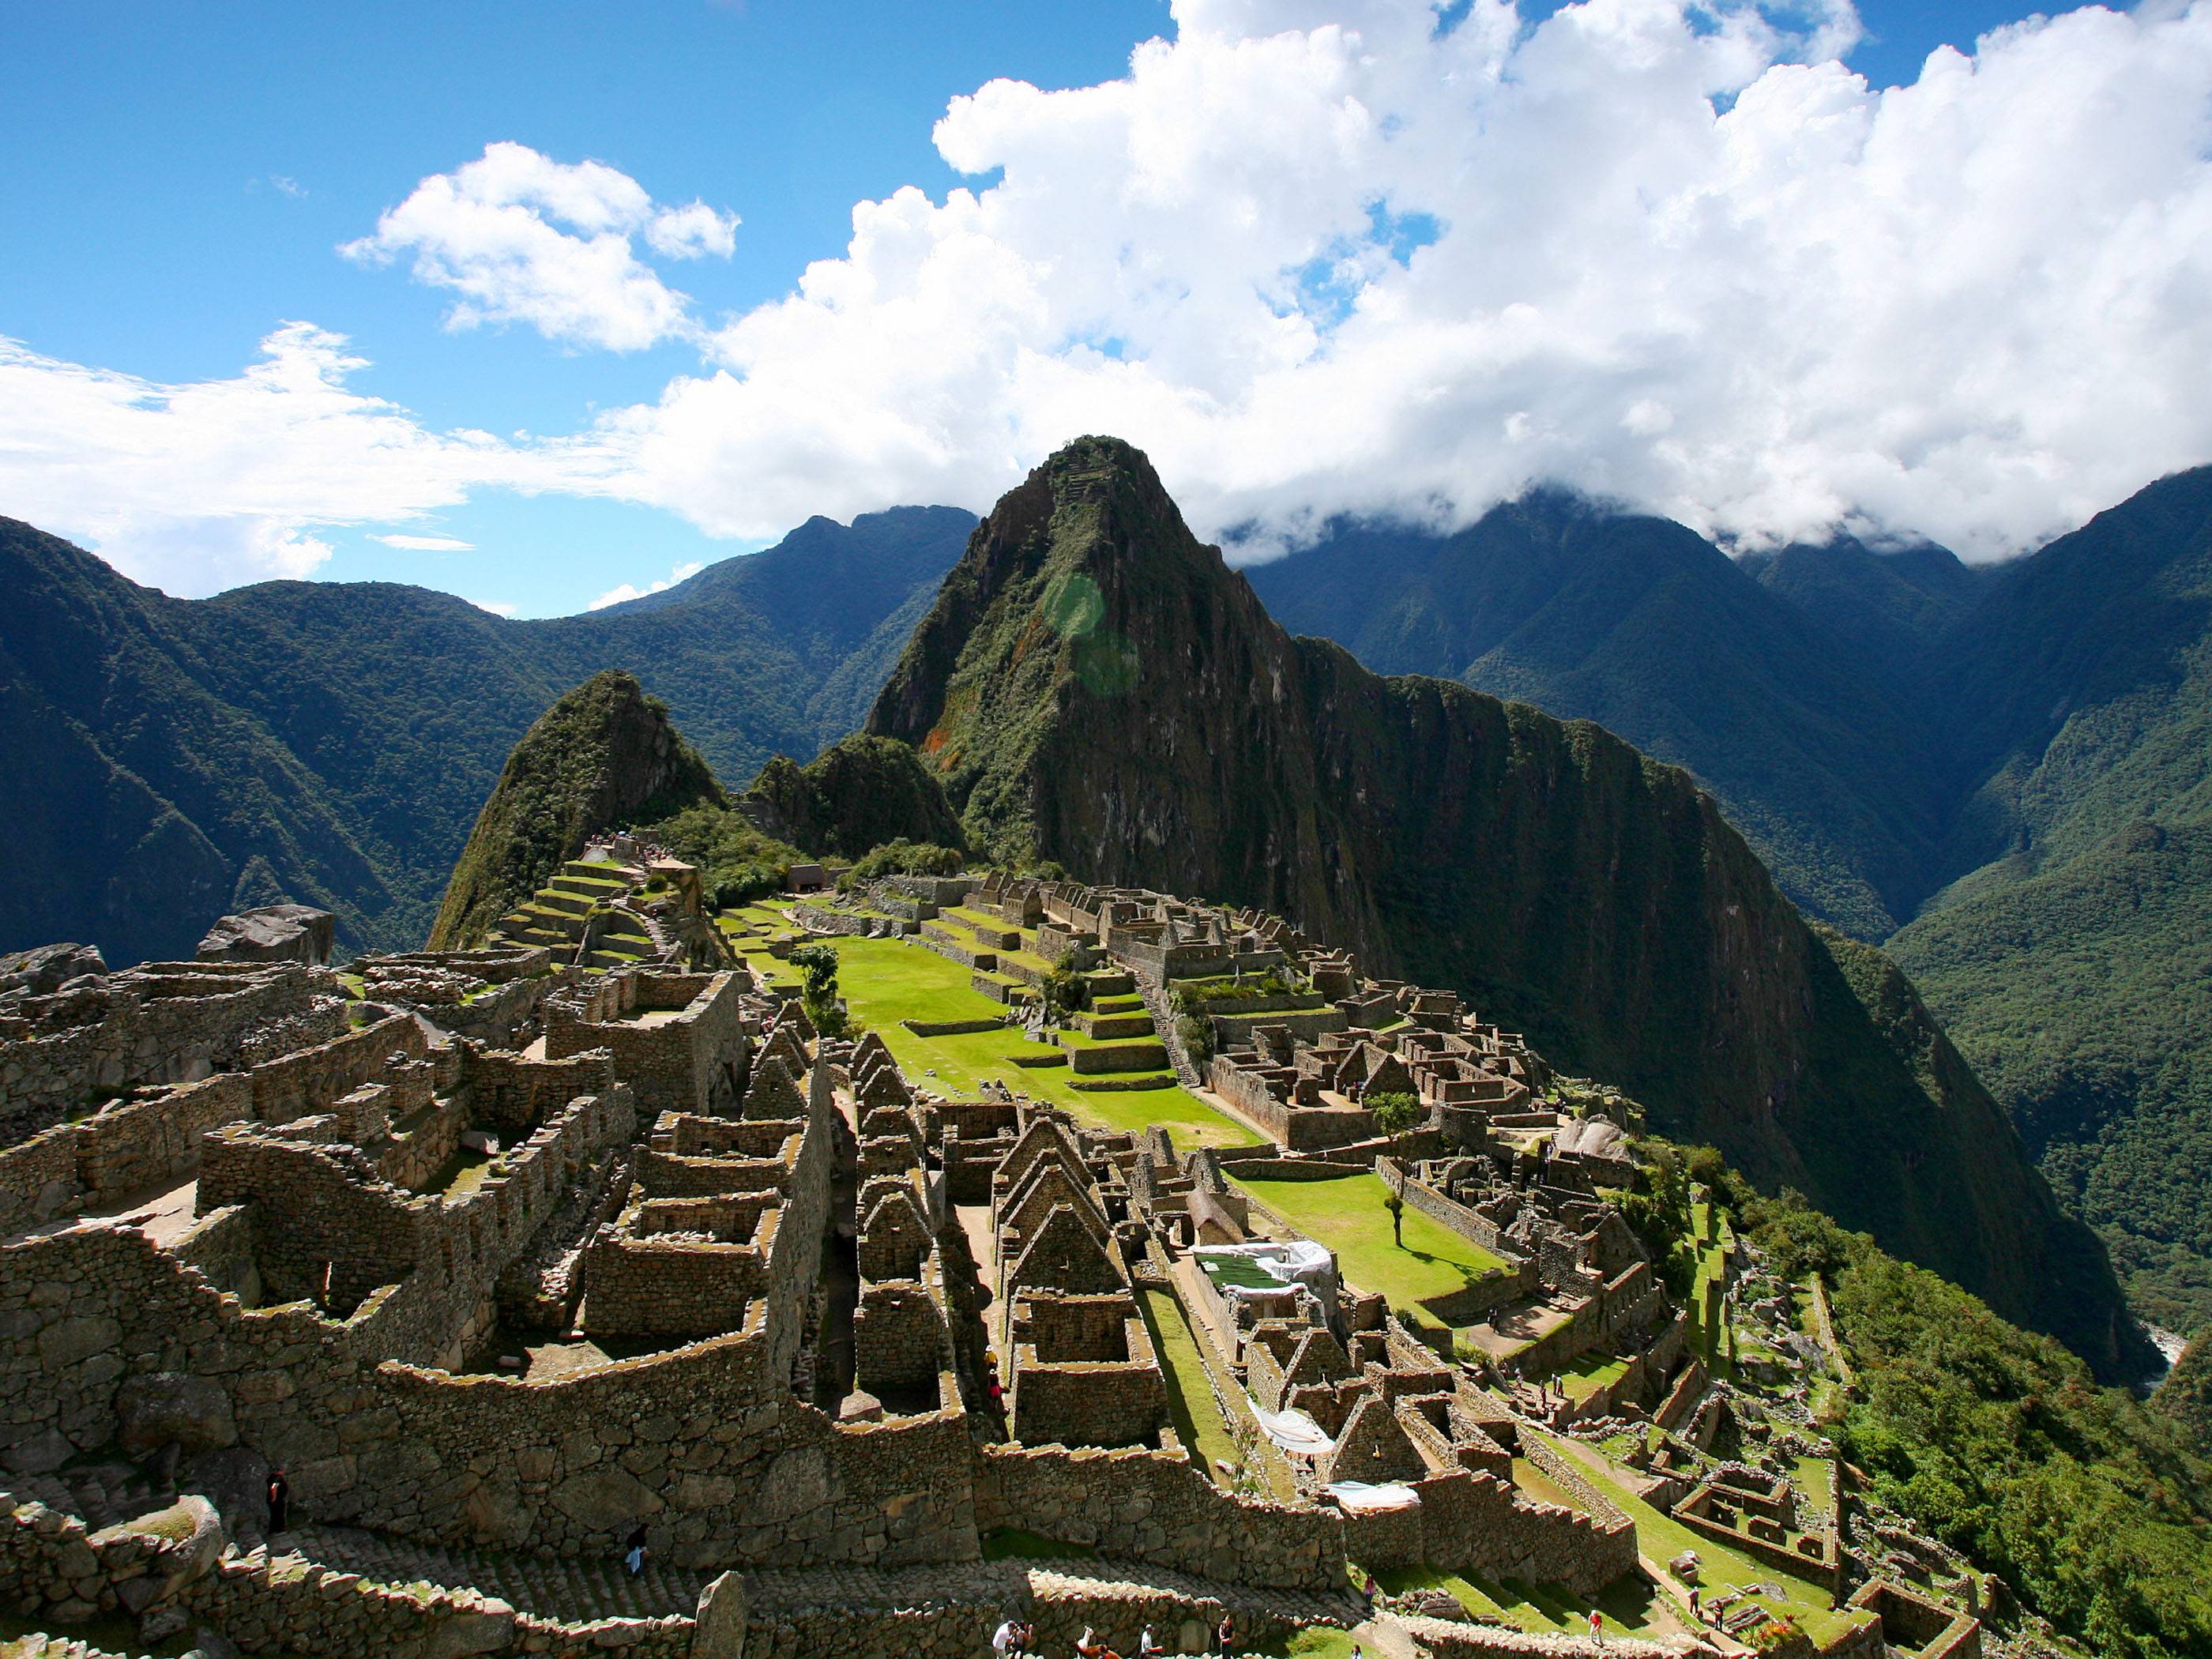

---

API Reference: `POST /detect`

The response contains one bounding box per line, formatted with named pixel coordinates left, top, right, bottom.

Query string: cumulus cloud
left=588, top=560, right=705, bottom=611
left=469, top=597, right=521, bottom=617
left=340, top=141, right=739, bottom=352
left=9, top=0, right=2212, bottom=600
left=593, top=0, right=2212, bottom=559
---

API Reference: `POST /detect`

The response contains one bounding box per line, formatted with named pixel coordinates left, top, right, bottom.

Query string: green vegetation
left=748, top=732, right=966, bottom=860
left=1893, top=822, right=2212, bottom=1330
left=829, top=938, right=1258, bottom=1147
left=1744, top=1185, right=2212, bottom=1659
left=788, top=942, right=849, bottom=1040
left=842, top=837, right=965, bottom=882
left=429, top=672, right=725, bottom=950
left=1368, top=1090, right=1421, bottom=1246
left=979, top=1527, right=1093, bottom=1561
left=648, top=801, right=802, bottom=910
left=1232, top=1171, right=1507, bottom=1337
left=1134, top=1284, right=1240, bottom=1484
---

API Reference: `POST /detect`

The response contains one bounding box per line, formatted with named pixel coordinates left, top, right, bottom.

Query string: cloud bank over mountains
left=6, top=0, right=2211, bottom=594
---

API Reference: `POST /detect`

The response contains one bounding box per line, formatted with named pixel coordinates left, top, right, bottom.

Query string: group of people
left=992, top=1612, right=1257, bottom=1657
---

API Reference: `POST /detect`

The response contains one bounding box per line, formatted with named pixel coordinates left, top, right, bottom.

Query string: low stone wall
left=976, top=1445, right=1347, bottom=1591
left=1398, top=1614, right=1714, bottom=1659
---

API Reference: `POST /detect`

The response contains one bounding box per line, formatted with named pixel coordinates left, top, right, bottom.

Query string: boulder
left=690, top=1570, right=747, bottom=1659
left=196, top=905, right=335, bottom=967
left=0, top=942, right=107, bottom=996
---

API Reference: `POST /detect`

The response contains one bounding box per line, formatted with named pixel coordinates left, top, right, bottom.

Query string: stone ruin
left=0, top=884, right=1970, bottom=1659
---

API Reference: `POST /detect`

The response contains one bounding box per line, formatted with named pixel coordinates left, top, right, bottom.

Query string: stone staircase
left=1135, top=974, right=1206, bottom=1089
left=9, top=1464, right=175, bottom=1533
left=269, top=1523, right=709, bottom=1624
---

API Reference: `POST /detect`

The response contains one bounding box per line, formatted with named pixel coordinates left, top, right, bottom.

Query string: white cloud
left=373, top=532, right=475, bottom=551
left=340, top=142, right=739, bottom=352
left=10, top=0, right=2212, bottom=600
left=0, top=323, right=623, bottom=593
left=588, top=560, right=705, bottom=611
left=469, top=597, right=520, bottom=617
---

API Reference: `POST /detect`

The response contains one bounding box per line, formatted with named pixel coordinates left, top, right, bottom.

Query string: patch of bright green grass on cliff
left=1231, top=1172, right=1507, bottom=1334
left=832, top=938, right=1258, bottom=1148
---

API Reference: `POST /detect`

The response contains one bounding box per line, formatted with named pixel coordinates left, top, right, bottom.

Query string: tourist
left=1687, top=1587, right=1701, bottom=1623
left=1138, top=1625, right=1164, bottom=1657
left=1588, top=1608, right=1604, bottom=1645
left=1216, top=1611, right=1236, bottom=1654
left=1075, top=1627, right=1109, bottom=1658
left=624, top=1524, right=648, bottom=1577
left=994, top=1615, right=1022, bottom=1656
left=265, top=1467, right=289, bottom=1533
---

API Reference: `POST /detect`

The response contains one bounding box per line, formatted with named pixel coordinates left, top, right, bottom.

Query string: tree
left=1040, top=949, right=1086, bottom=1025
left=1368, top=1090, right=1423, bottom=1247
left=789, top=942, right=850, bottom=1040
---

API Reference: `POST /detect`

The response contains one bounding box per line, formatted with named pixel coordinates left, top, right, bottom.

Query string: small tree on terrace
left=1368, top=1090, right=1422, bottom=1247
left=789, top=942, right=850, bottom=1040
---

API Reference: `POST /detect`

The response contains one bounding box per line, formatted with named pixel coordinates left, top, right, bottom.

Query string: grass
left=1370, top=1563, right=1674, bottom=1639
left=831, top=938, right=1258, bottom=1148
left=1136, top=1283, right=1242, bottom=1482
left=1549, top=1434, right=1864, bottom=1648
left=1551, top=1351, right=1631, bottom=1401
left=1231, top=1172, right=1509, bottom=1336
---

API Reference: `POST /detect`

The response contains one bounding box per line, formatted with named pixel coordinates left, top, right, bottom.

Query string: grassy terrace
left=1231, top=1172, right=1509, bottom=1338
left=1371, top=1563, right=1672, bottom=1641
left=1135, top=1284, right=1241, bottom=1480
left=1554, top=1435, right=1865, bottom=1649
left=1551, top=1350, right=1631, bottom=1401
left=830, top=937, right=1259, bottom=1149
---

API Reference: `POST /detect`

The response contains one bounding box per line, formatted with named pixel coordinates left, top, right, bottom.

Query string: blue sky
left=5, top=0, right=2203, bottom=614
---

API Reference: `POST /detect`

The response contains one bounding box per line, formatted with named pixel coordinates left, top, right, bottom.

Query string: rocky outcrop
left=869, top=435, right=2131, bottom=1372
left=0, top=943, right=107, bottom=998
left=197, top=905, right=335, bottom=967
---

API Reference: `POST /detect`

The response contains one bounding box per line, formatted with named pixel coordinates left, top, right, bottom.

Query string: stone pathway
left=9, top=1464, right=175, bottom=1532
left=269, top=1523, right=709, bottom=1623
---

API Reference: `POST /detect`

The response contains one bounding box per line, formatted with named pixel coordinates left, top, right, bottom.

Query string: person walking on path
left=1216, top=1612, right=1236, bottom=1655
left=994, top=1616, right=1020, bottom=1657
left=265, top=1468, right=288, bottom=1533
left=1589, top=1608, right=1604, bottom=1645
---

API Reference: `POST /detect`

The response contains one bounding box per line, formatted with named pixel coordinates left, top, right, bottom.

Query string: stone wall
left=0, top=963, right=337, bottom=1143
left=544, top=972, right=747, bottom=1119
left=976, top=1445, right=1347, bottom=1591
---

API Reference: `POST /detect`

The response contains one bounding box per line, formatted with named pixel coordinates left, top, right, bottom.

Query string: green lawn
left=1231, top=1172, right=1509, bottom=1335
left=830, top=939, right=1259, bottom=1149
left=1136, top=1284, right=1240, bottom=1480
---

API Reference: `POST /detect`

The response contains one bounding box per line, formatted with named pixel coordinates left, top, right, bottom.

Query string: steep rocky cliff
left=428, top=671, right=724, bottom=949
left=870, top=436, right=2135, bottom=1371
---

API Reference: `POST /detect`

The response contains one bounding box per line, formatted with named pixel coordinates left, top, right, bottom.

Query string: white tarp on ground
left=1326, top=1480, right=1422, bottom=1513
left=1255, top=1405, right=1335, bottom=1456
left=1192, top=1240, right=1338, bottom=1305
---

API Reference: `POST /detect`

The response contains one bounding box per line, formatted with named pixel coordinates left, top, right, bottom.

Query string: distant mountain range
left=0, top=505, right=974, bottom=964
left=1248, top=467, right=2212, bottom=1330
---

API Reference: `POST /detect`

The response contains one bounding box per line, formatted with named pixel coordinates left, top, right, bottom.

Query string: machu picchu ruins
left=0, top=846, right=1990, bottom=1659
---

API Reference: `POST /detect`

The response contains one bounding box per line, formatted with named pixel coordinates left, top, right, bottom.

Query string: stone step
left=10, top=1463, right=176, bottom=1532
left=1081, top=1012, right=1157, bottom=1040
left=270, top=1523, right=707, bottom=1625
